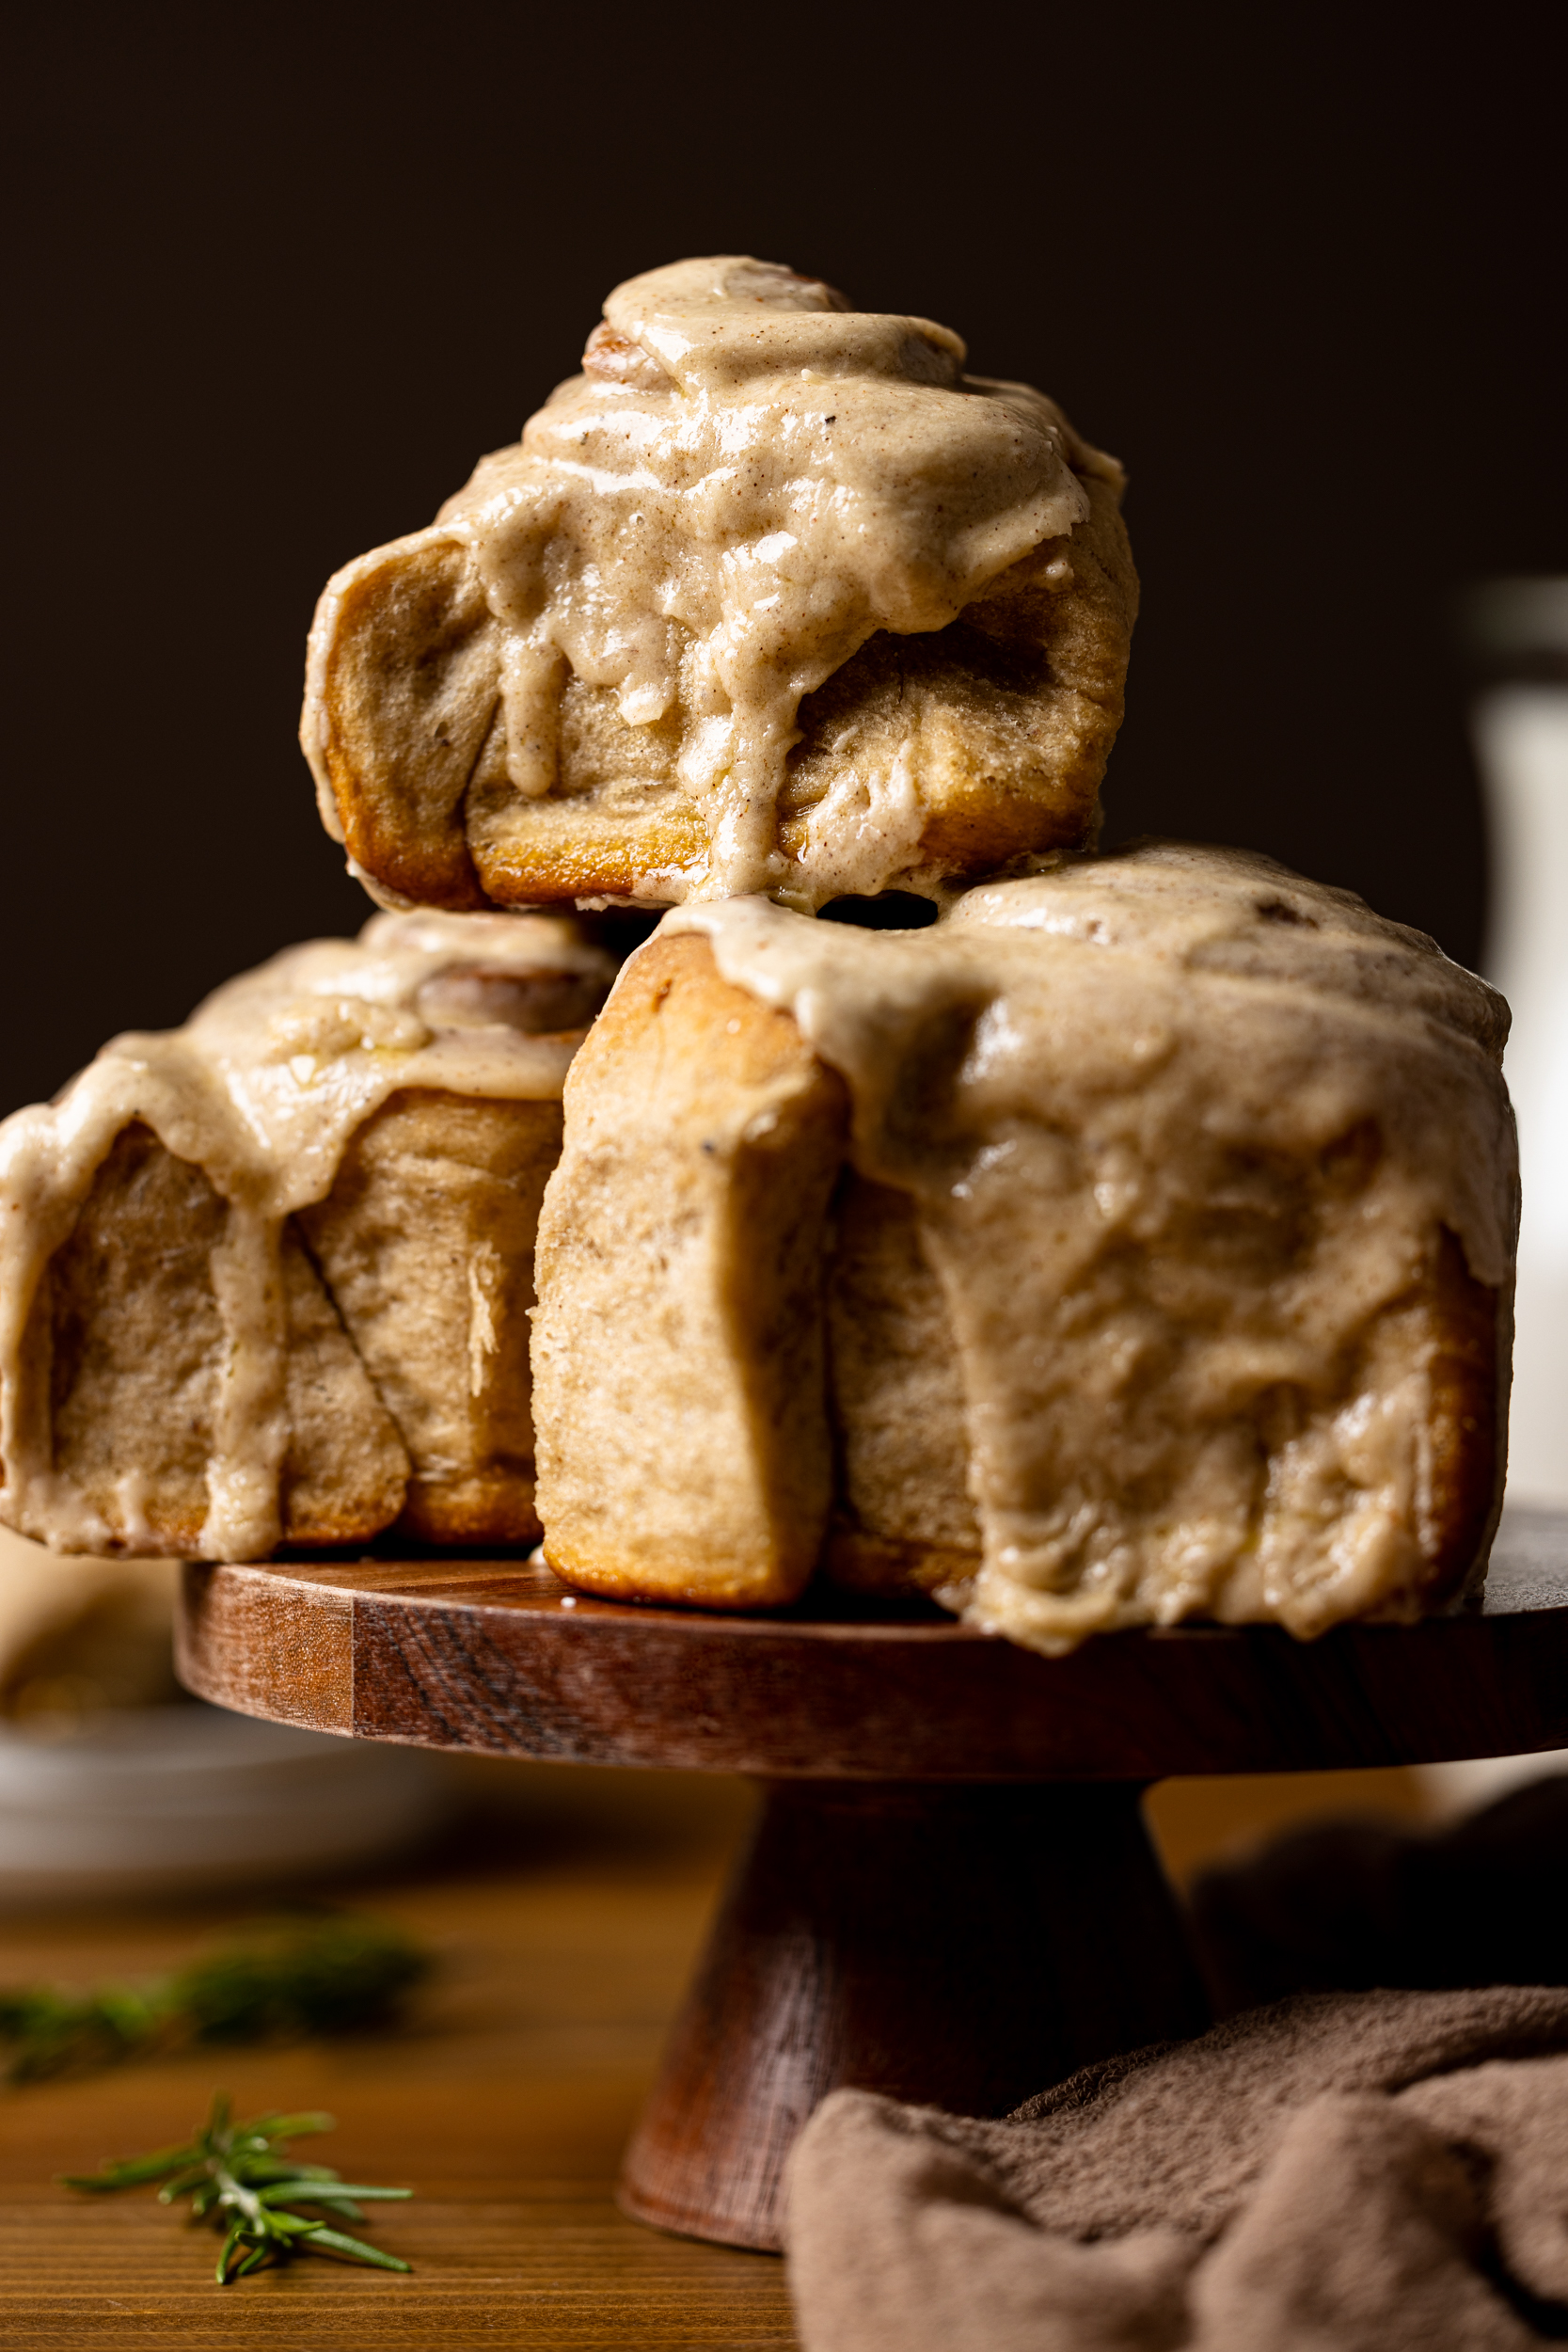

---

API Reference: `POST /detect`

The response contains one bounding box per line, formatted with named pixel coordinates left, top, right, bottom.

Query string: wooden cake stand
left=175, top=1511, right=1568, bottom=2253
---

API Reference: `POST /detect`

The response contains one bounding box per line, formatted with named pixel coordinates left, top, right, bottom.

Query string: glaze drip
left=669, top=843, right=1517, bottom=1648
left=0, top=912, right=610, bottom=1559
left=304, top=256, right=1119, bottom=906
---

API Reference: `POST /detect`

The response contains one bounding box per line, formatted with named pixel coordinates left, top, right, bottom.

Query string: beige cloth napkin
left=786, top=1986, right=1568, bottom=2350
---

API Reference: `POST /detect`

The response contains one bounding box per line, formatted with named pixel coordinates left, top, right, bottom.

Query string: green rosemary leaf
left=297, top=2185, right=413, bottom=2201
left=65, top=2100, right=413, bottom=2283
left=215, top=2218, right=245, bottom=2285
left=155, top=2163, right=212, bottom=2203
left=244, top=2110, right=337, bottom=2144
left=177, top=1920, right=430, bottom=2045
left=5, top=1920, right=428, bottom=2085
left=296, top=2225, right=412, bottom=2272
left=224, top=2156, right=326, bottom=2185
left=59, top=2140, right=200, bottom=2190
left=93, top=1987, right=163, bottom=2041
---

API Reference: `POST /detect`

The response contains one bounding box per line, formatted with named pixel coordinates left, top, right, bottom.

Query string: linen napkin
left=786, top=1984, right=1568, bottom=2349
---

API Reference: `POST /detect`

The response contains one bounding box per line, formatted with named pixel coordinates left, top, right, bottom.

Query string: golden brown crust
left=313, top=536, right=495, bottom=909
left=1381, top=1227, right=1503, bottom=1617
left=529, top=962, right=1505, bottom=1629
left=821, top=1530, right=980, bottom=1598
left=467, top=756, right=709, bottom=906
left=531, top=934, right=847, bottom=1607
left=309, top=480, right=1136, bottom=910
left=298, top=1088, right=561, bottom=1548
left=277, top=1222, right=413, bottom=1546
left=780, top=478, right=1136, bottom=879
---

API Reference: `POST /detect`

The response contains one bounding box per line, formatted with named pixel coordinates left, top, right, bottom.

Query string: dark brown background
left=5, top=3, right=1564, bottom=1116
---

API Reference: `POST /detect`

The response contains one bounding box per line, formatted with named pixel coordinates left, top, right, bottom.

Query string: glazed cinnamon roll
left=301, top=257, right=1136, bottom=917
left=0, top=912, right=613, bottom=1559
left=531, top=844, right=1515, bottom=1649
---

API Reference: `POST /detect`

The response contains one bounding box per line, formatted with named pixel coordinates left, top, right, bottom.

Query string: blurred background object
left=1184, top=1771, right=1568, bottom=2016
left=1466, top=578, right=1568, bottom=1505
left=1145, top=1510, right=1568, bottom=1877
left=0, top=1526, right=449, bottom=1904
left=0, top=1910, right=431, bottom=2083
left=1402, top=586, right=1568, bottom=1818
left=0, top=1540, right=182, bottom=1724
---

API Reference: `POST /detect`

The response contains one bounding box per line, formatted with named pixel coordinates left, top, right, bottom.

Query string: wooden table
left=0, top=1783, right=799, bottom=2350
left=174, top=1507, right=1568, bottom=2253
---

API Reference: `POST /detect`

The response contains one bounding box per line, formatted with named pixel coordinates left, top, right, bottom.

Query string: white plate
left=0, top=1701, right=450, bottom=1903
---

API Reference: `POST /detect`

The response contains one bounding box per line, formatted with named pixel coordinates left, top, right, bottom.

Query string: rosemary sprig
left=62, top=2091, right=413, bottom=2282
left=0, top=1913, right=430, bottom=2085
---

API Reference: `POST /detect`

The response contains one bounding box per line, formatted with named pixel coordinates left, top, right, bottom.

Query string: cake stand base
left=175, top=1515, right=1568, bottom=2252
left=618, top=1776, right=1203, bottom=2249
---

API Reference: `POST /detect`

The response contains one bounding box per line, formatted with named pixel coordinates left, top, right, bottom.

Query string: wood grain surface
left=178, top=1507, right=1568, bottom=1779
left=0, top=1791, right=796, bottom=2351
left=169, top=1509, right=1568, bottom=2249
left=621, top=1777, right=1207, bottom=2249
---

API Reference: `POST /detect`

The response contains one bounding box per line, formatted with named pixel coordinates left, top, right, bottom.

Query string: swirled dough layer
left=303, top=257, right=1135, bottom=914
left=533, top=842, right=1515, bottom=1646
left=0, top=913, right=612, bottom=1560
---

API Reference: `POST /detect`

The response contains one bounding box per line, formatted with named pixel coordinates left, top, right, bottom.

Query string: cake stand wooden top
left=174, top=1507, right=1568, bottom=1782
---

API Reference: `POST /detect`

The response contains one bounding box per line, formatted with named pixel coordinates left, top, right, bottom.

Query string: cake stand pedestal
left=175, top=1512, right=1568, bottom=2252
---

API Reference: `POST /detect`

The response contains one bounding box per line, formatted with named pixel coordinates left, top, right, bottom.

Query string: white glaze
left=0, top=912, right=610, bottom=1561
left=304, top=256, right=1119, bottom=904
left=668, top=844, right=1518, bottom=1647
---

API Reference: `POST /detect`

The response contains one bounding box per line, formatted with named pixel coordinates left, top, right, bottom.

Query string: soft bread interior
left=299, top=1089, right=561, bottom=1546
left=311, top=534, right=497, bottom=909
left=309, top=479, right=1136, bottom=912
left=823, top=1175, right=980, bottom=1596
left=528, top=894, right=1508, bottom=1643
left=531, top=933, right=847, bottom=1606
left=8, top=1123, right=408, bottom=1554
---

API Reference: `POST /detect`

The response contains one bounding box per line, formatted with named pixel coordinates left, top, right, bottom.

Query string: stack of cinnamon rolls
left=0, top=259, right=1516, bottom=1655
